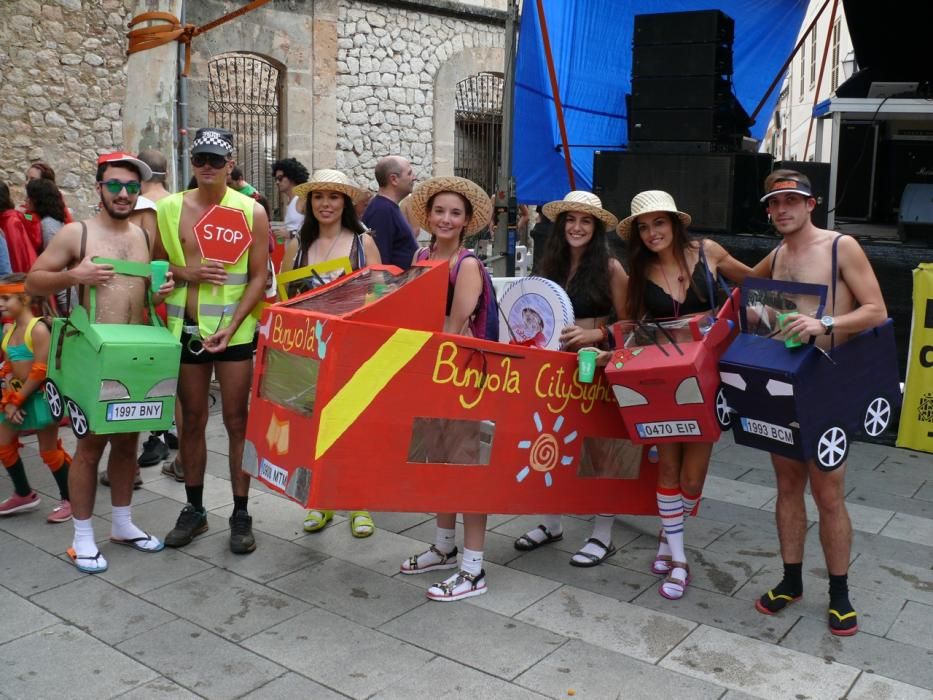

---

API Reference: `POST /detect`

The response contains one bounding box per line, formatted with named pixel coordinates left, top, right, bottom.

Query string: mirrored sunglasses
left=101, top=179, right=141, bottom=195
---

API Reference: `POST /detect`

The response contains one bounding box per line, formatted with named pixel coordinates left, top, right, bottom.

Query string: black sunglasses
left=192, top=153, right=229, bottom=169
left=101, top=179, right=141, bottom=195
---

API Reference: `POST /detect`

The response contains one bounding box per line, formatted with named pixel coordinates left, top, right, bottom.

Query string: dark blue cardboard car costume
left=718, top=276, right=900, bottom=471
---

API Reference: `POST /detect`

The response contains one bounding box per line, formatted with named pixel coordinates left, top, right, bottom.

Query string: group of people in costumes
left=1, top=124, right=885, bottom=636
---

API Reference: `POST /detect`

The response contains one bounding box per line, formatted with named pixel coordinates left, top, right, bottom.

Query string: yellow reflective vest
left=157, top=188, right=257, bottom=347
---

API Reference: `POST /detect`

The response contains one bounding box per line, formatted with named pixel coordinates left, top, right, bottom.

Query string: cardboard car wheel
left=66, top=398, right=89, bottom=439
left=815, top=425, right=848, bottom=471
left=863, top=396, right=892, bottom=437
left=45, top=380, right=64, bottom=421
left=714, top=385, right=732, bottom=431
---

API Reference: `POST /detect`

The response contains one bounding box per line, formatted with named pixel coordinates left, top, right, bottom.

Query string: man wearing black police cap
left=748, top=169, right=887, bottom=637
left=154, top=127, right=269, bottom=554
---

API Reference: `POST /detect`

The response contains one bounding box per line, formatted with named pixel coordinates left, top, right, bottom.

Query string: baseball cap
left=760, top=177, right=814, bottom=203
left=97, top=152, right=153, bottom=181
left=190, top=127, right=235, bottom=157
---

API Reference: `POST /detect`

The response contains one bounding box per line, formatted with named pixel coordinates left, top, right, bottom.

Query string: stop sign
left=192, top=205, right=253, bottom=265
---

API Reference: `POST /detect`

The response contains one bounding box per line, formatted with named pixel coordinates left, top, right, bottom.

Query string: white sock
left=522, top=515, right=563, bottom=544
left=434, top=526, right=456, bottom=554
left=571, top=514, right=615, bottom=563
left=72, top=517, right=100, bottom=557
left=111, top=505, right=162, bottom=551
left=461, top=547, right=484, bottom=576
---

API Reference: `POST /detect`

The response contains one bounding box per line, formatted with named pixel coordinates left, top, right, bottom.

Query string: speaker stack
left=628, top=9, right=751, bottom=154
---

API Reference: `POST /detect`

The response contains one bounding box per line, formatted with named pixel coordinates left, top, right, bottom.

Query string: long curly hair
left=625, top=212, right=704, bottom=319
left=537, top=212, right=612, bottom=318
left=295, top=192, right=366, bottom=267
left=25, top=178, right=66, bottom=222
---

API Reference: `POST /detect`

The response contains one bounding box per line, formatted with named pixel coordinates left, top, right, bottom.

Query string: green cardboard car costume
left=45, top=258, right=182, bottom=439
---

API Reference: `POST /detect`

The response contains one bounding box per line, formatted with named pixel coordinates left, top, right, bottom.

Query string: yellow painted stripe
left=315, top=328, right=432, bottom=459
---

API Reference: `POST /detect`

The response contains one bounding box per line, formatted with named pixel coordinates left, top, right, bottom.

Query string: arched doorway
left=207, top=53, right=283, bottom=213
left=454, top=72, right=504, bottom=196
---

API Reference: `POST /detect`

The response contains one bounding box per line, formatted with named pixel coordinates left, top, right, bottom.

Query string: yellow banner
left=897, top=263, right=933, bottom=452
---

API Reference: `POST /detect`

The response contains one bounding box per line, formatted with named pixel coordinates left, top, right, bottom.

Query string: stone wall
left=335, top=1, right=505, bottom=190
left=0, top=0, right=136, bottom=218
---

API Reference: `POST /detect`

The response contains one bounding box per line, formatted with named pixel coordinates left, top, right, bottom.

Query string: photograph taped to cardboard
left=508, top=293, right=555, bottom=348
left=739, top=277, right=827, bottom=339
left=260, top=348, right=320, bottom=416
left=407, top=417, right=494, bottom=465
left=578, top=437, right=642, bottom=479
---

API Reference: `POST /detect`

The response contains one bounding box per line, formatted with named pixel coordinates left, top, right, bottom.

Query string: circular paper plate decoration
left=498, top=277, right=575, bottom=350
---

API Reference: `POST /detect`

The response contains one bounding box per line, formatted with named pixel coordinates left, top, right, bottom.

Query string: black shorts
left=180, top=328, right=254, bottom=364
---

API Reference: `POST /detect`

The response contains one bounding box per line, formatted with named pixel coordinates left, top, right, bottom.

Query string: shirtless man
left=155, top=128, right=269, bottom=554
left=26, top=152, right=175, bottom=574
left=750, top=170, right=888, bottom=636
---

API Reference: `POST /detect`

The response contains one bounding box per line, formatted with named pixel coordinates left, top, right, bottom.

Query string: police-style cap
left=190, top=128, right=235, bottom=156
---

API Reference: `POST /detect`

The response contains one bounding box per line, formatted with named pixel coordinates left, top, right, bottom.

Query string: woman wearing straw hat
left=397, top=175, right=496, bottom=601
left=286, top=169, right=382, bottom=539
left=512, top=190, right=629, bottom=568
left=619, top=189, right=750, bottom=600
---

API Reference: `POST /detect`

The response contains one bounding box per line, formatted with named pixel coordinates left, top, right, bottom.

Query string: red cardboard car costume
left=243, top=261, right=658, bottom=515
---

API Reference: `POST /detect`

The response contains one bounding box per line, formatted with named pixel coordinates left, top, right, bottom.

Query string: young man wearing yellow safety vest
left=153, top=128, right=269, bottom=554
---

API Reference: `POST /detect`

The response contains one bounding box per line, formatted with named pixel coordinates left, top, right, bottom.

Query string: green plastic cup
left=150, top=260, right=169, bottom=290
left=777, top=311, right=802, bottom=348
left=577, top=347, right=599, bottom=383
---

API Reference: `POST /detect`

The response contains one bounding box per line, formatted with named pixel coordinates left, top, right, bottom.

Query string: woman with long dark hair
left=282, top=169, right=381, bottom=538
left=618, top=190, right=749, bottom=600
left=25, top=178, right=67, bottom=249
left=513, top=191, right=628, bottom=568
left=24, top=161, right=73, bottom=225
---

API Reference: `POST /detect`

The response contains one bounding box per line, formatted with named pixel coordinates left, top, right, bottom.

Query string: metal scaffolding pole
left=492, top=0, right=519, bottom=277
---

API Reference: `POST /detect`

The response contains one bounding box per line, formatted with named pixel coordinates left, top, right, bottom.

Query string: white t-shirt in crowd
left=285, top=195, right=304, bottom=234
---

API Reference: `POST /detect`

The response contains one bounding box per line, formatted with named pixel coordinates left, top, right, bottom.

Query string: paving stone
left=145, top=568, right=310, bottom=642
left=631, top=577, right=798, bottom=643
left=369, top=510, right=435, bottom=534
left=381, top=598, right=566, bottom=680
left=846, top=673, right=933, bottom=700
left=491, top=514, right=641, bottom=558
left=708, top=458, right=753, bottom=480
left=846, top=441, right=896, bottom=471
left=456, top=560, right=562, bottom=617
left=0, top=537, right=84, bottom=595
left=733, top=569, right=906, bottom=638
left=0, top=584, right=58, bottom=644
left=846, top=469, right=928, bottom=499
left=710, top=442, right=775, bottom=470
left=117, top=677, right=203, bottom=699
left=846, top=528, right=933, bottom=567
left=879, top=512, right=933, bottom=545
left=613, top=512, right=734, bottom=549
left=515, top=585, right=694, bottom=663
left=269, top=557, right=425, bottom=627
left=700, top=475, right=776, bottom=508
left=243, top=491, right=330, bottom=541
left=106, top=493, right=231, bottom=549
left=507, top=543, right=656, bottom=603
left=240, top=672, right=348, bottom=699
left=0, top=623, right=157, bottom=699
left=875, top=453, right=933, bottom=482
left=95, top=543, right=214, bottom=595
left=89, top=482, right=165, bottom=516
left=693, top=498, right=781, bottom=530
left=116, top=619, right=283, bottom=699
left=735, top=467, right=780, bottom=488
left=0, top=507, right=109, bottom=555
left=293, top=524, right=445, bottom=577
left=887, top=601, right=933, bottom=652
left=915, top=481, right=933, bottom=502
left=848, top=487, right=933, bottom=519
left=661, top=624, right=860, bottom=699
left=705, top=523, right=830, bottom=574
left=846, top=554, right=933, bottom=606
left=245, top=608, right=433, bottom=697
left=374, top=656, right=548, bottom=699
left=398, top=518, right=527, bottom=566
left=780, top=617, right=933, bottom=691
left=760, top=492, right=895, bottom=534
left=31, top=576, right=176, bottom=645
left=514, top=638, right=725, bottom=700
left=141, top=471, right=260, bottom=510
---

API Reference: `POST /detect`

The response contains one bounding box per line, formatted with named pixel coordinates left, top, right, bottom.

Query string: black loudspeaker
left=634, top=10, right=734, bottom=46
left=629, top=139, right=742, bottom=154
left=630, top=76, right=732, bottom=110
left=876, top=139, right=933, bottom=223
left=593, top=151, right=773, bottom=234
left=774, top=160, right=831, bottom=229
left=898, top=184, right=933, bottom=242
left=632, top=43, right=732, bottom=78
left=834, top=122, right=878, bottom=220
left=630, top=103, right=750, bottom=142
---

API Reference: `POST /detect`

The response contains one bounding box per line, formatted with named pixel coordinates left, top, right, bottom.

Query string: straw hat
left=541, top=191, right=619, bottom=229
left=617, top=190, right=692, bottom=239
left=408, top=176, right=492, bottom=236
left=293, top=169, right=366, bottom=203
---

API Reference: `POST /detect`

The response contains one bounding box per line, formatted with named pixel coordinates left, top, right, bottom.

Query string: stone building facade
left=0, top=0, right=507, bottom=219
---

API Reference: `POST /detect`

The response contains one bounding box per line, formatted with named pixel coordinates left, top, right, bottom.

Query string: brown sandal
left=652, top=530, right=672, bottom=575
left=659, top=561, right=690, bottom=600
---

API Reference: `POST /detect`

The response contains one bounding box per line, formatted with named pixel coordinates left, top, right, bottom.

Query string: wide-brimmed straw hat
left=541, top=191, right=618, bottom=229
left=617, top=190, right=692, bottom=239
left=293, top=169, right=367, bottom=203
left=409, top=176, right=492, bottom=236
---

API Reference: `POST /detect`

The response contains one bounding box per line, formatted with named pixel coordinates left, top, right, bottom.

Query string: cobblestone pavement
left=1, top=408, right=932, bottom=699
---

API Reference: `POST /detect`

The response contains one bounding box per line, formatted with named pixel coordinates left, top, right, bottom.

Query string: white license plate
left=106, top=402, right=163, bottom=422
left=741, top=417, right=794, bottom=445
left=636, top=420, right=701, bottom=438
left=259, top=459, right=289, bottom=489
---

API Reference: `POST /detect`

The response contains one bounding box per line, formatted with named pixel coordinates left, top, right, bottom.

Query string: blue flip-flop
left=67, top=547, right=108, bottom=574
left=109, top=533, right=165, bottom=553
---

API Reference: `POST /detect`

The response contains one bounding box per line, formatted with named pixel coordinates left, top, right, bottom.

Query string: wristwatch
left=820, top=315, right=835, bottom=335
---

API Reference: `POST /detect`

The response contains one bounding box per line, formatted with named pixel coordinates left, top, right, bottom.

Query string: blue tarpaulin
left=514, top=0, right=808, bottom=205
